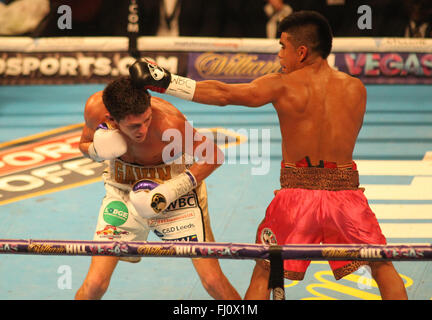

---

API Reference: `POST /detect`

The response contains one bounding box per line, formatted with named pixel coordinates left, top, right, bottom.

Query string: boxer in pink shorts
left=256, top=157, right=387, bottom=280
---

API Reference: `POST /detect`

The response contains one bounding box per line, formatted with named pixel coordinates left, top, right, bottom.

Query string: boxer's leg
left=192, top=258, right=241, bottom=300
left=191, top=181, right=241, bottom=299
left=322, top=190, right=407, bottom=299
left=76, top=182, right=150, bottom=299
left=370, top=262, right=408, bottom=300
left=246, top=189, right=320, bottom=299
left=75, top=256, right=119, bottom=300
left=244, top=260, right=271, bottom=300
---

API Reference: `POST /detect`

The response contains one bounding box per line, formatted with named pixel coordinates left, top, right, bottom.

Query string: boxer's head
left=103, top=76, right=152, bottom=142
left=277, top=11, right=333, bottom=73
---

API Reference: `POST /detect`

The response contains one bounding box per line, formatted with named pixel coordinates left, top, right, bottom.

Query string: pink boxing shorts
left=256, top=157, right=387, bottom=280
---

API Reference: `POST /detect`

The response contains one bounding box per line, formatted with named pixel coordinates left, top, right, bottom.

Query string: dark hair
left=102, top=77, right=151, bottom=122
left=278, top=11, right=333, bottom=59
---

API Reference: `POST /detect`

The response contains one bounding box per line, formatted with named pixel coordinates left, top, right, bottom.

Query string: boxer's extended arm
left=129, top=59, right=280, bottom=107
left=193, top=74, right=281, bottom=107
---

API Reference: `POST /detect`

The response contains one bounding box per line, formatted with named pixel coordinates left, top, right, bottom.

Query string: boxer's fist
left=88, top=123, right=127, bottom=162
left=129, top=59, right=196, bottom=100
left=129, top=59, right=171, bottom=93
left=130, top=171, right=197, bottom=219
left=129, top=179, right=166, bottom=219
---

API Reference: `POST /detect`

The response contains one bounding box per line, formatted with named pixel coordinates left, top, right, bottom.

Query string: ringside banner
left=1, top=37, right=431, bottom=84
left=0, top=51, right=187, bottom=85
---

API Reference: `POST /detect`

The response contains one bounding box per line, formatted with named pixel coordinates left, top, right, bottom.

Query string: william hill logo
left=194, top=53, right=281, bottom=80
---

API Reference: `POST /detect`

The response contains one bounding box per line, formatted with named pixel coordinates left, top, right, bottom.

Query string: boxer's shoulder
left=345, top=75, right=366, bottom=94
left=85, top=91, right=106, bottom=113
left=84, top=91, right=108, bottom=129
left=85, top=91, right=104, bottom=109
left=151, top=96, right=184, bottom=116
left=150, top=97, right=188, bottom=130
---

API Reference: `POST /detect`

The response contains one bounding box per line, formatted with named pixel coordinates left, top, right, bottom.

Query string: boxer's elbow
left=78, top=142, right=86, bottom=156
left=79, top=141, right=91, bottom=158
left=200, top=145, right=225, bottom=170
left=217, top=147, right=225, bottom=165
left=215, top=146, right=225, bottom=166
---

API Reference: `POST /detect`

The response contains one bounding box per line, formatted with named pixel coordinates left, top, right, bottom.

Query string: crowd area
left=0, top=0, right=431, bottom=38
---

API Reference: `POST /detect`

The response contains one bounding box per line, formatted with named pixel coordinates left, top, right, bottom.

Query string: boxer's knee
left=79, top=275, right=111, bottom=299
left=192, top=259, right=227, bottom=291
left=200, top=273, right=221, bottom=294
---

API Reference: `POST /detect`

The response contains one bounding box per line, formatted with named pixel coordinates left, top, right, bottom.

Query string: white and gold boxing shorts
left=93, top=157, right=215, bottom=262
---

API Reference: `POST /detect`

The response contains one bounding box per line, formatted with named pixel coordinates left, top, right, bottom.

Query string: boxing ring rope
left=2, top=239, right=432, bottom=261
left=1, top=239, right=431, bottom=300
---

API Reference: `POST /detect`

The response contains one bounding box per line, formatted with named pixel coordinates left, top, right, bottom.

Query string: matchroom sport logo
left=0, top=124, right=246, bottom=205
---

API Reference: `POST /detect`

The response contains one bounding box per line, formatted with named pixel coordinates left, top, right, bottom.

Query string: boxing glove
left=88, top=123, right=127, bottom=162
left=129, top=171, right=197, bottom=219
left=129, top=59, right=196, bottom=100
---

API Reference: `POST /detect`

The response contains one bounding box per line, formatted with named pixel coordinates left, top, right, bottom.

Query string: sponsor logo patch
left=167, top=235, right=198, bottom=242
left=96, top=225, right=129, bottom=239
left=151, top=193, right=167, bottom=213
left=103, top=201, right=129, bottom=226
left=261, top=227, right=277, bottom=245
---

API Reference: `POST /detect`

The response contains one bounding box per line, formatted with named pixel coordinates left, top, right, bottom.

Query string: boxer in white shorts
left=75, top=76, right=240, bottom=300
left=94, top=156, right=214, bottom=252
